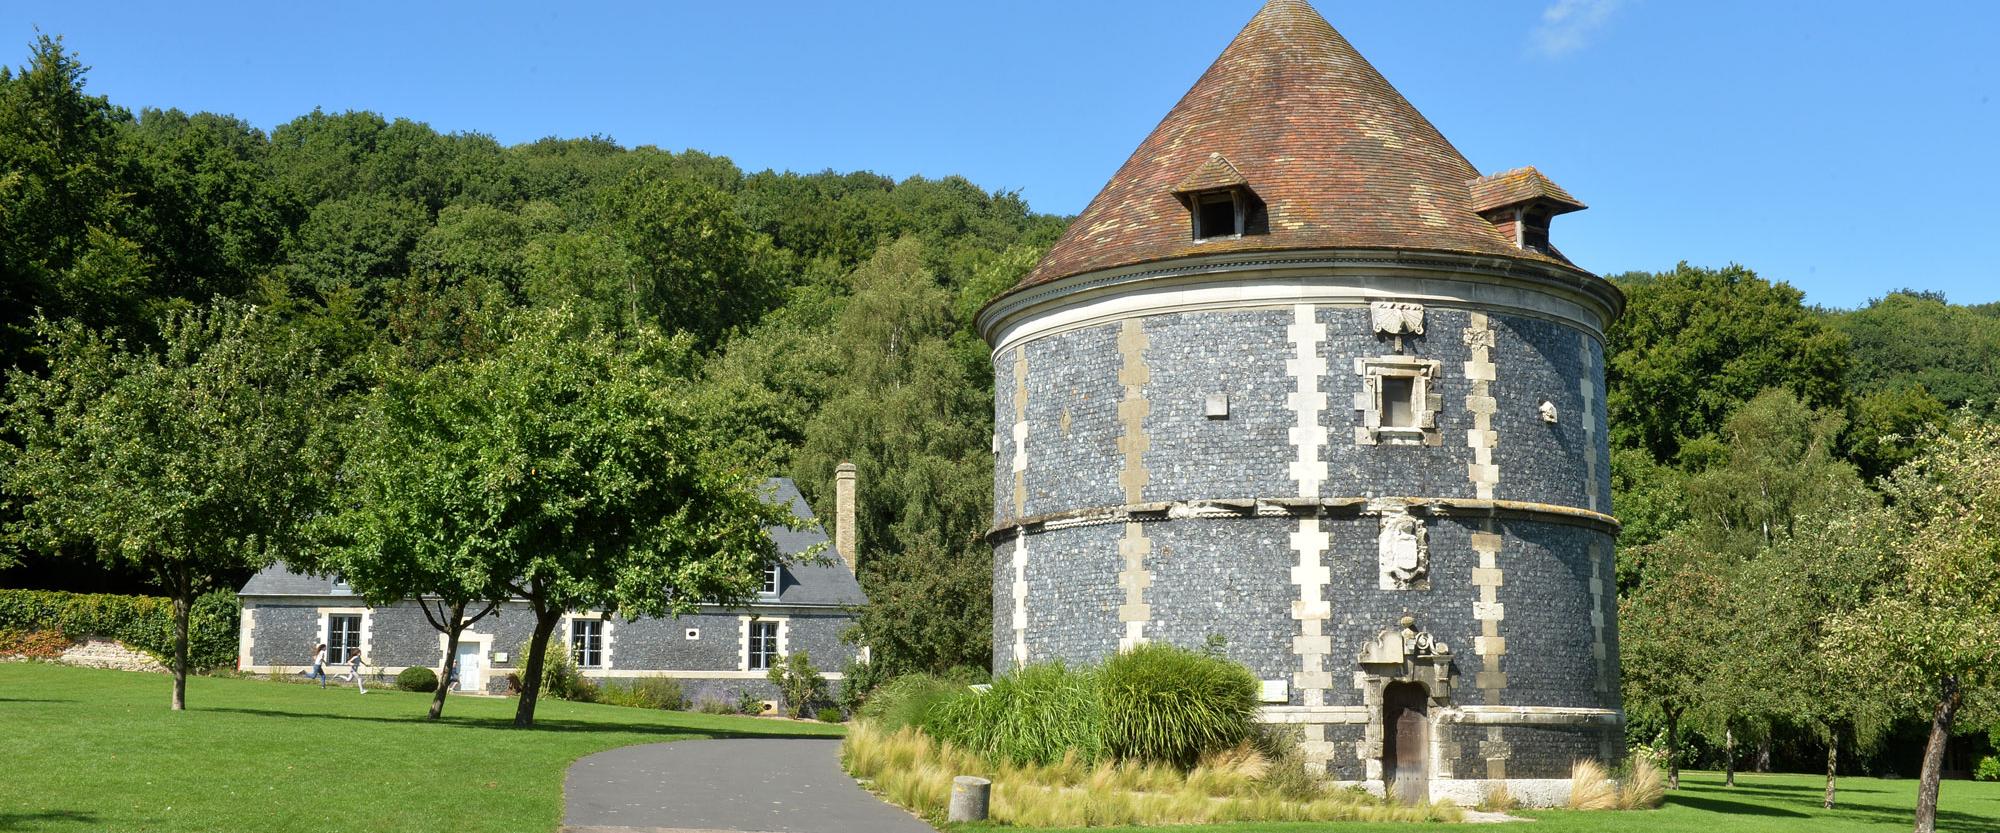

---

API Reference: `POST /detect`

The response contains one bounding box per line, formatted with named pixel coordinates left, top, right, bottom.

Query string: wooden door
left=1383, top=682, right=1429, bottom=805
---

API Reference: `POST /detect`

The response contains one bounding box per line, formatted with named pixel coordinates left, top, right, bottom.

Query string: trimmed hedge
left=397, top=666, right=439, bottom=692
left=0, top=589, right=239, bottom=670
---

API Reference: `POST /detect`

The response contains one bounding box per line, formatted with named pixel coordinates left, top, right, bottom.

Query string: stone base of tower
left=1262, top=704, right=1624, bottom=808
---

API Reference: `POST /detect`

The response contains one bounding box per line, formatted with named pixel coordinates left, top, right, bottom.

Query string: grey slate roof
left=239, top=477, right=867, bottom=608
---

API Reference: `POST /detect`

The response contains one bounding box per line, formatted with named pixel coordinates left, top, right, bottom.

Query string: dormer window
left=1195, top=191, right=1242, bottom=239
left=1172, top=152, right=1266, bottom=242
left=1468, top=166, right=1585, bottom=258
left=761, top=563, right=781, bottom=597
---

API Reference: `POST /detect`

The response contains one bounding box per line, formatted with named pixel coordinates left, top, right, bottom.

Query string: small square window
left=1195, top=192, right=1239, bottom=239
left=685, top=628, right=701, bottom=641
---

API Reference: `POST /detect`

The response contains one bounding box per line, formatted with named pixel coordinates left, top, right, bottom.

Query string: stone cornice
left=985, top=496, right=1620, bottom=541
left=977, top=248, right=1625, bottom=358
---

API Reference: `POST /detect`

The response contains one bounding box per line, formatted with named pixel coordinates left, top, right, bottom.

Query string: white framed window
left=327, top=614, right=363, bottom=664
left=570, top=618, right=604, bottom=668
left=761, top=563, right=782, bottom=597
left=1354, top=356, right=1443, bottom=446
left=747, top=620, right=780, bottom=671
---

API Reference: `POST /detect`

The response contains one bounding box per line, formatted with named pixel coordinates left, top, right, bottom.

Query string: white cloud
left=1532, top=0, right=1624, bottom=58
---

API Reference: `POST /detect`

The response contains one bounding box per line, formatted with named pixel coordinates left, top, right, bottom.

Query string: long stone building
left=978, top=0, right=1625, bottom=806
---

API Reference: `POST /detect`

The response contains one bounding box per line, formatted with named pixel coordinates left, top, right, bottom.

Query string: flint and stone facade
left=238, top=477, right=866, bottom=707
left=982, top=0, right=1625, bottom=806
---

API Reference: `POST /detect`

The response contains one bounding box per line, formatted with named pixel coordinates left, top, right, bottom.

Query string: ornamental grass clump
left=1567, top=759, right=1618, bottom=810
left=1619, top=754, right=1665, bottom=809
left=927, top=661, right=1103, bottom=766
left=841, top=721, right=1459, bottom=827
left=1099, top=643, right=1261, bottom=768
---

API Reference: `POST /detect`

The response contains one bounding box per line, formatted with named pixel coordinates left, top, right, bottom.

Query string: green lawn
left=6, top=663, right=1998, bottom=833
left=0, top=662, right=841, bottom=832
left=976, top=771, right=2000, bottom=833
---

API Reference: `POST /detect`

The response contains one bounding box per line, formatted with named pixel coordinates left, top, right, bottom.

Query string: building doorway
left=1382, top=681, right=1429, bottom=805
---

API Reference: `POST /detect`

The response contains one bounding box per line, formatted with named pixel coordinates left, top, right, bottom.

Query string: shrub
left=929, top=661, right=1103, bottom=767
left=838, top=655, right=886, bottom=715
left=518, top=637, right=593, bottom=702
left=696, top=698, right=736, bottom=715
left=859, top=674, right=964, bottom=732
left=1099, top=643, right=1260, bottom=768
left=0, top=628, right=72, bottom=660
left=766, top=650, right=830, bottom=718
left=396, top=666, right=438, bottom=693
left=1976, top=756, right=2000, bottom=782
left=597, top=678, right=685, bottom=710
left=816, top=706, right=845, bottom=723
left=0, top=589, right=239, bottom=670
left=737, top=690, right=766, bottom=715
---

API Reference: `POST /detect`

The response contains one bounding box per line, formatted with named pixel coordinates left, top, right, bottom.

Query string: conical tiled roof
left=1012, top=0, right=1581, bottom=292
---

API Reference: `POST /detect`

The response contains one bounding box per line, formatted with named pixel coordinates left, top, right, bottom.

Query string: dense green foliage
left=928, top=661, right=1105, bottom=767
left=856, top=673, right=968, bottom=733
left=0, top=35, right=1060, bottom=682
left=921, top=648, right=1263, bottom=770
left=0, top=588, right=238, bottom=669
left=395, top=666, right=438, bottom=693
left=593, top=678, right=687, bottom=711
left=1, top=301, right=336, bottom=708
left=1098, top=644, right=1261, bottom=769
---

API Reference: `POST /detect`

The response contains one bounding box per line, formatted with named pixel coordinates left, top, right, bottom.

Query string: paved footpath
left=561, top=737, right=938, bottom=833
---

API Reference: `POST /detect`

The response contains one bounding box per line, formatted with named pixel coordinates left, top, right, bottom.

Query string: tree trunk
left=170, top=590, right=191, bottom=711
left=1666, top=708, right=1682, bottom=790
left=1823, top=734, right=1839, bottom=809
left=1756, top=737, right=1772, bottom=773
left=512, top=608, right=561, bottom=728
left=1913, top=675, right=1962, bottom=833
left=1724, top=725, right=1736, bottom=787
left=431, top=612, right=464, bottom=721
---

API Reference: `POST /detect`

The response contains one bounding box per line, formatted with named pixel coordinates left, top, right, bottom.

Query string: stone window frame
left=1353, top=356, right=1444, bottom=446
left=317, top=607, right=370, bottom=665
left=741, top=615, right=789, bottom=672
left=563, top=611, right=614, bottom=671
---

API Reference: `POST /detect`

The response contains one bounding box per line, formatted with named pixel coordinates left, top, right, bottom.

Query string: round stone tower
left=977, top=0, right=1625, bottom=806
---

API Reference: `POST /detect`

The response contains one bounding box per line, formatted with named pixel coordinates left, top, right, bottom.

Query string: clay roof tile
left=1008, top=0, right=1586, bottom=296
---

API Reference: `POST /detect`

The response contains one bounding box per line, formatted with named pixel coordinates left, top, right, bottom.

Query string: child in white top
left=339, top=653, right=370, bottom=694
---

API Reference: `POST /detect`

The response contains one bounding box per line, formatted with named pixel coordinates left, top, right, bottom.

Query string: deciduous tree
left=1829, top=415, right=2000, bottom=833
left=1, top=302, right=336, bottom=709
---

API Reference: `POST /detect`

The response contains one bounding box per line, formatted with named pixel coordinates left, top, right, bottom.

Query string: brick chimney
left=834, top=462, right=858, bottom=573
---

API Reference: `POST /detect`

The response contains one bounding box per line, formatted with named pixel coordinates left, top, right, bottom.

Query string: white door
left=455, top=642, right=484, bottom=692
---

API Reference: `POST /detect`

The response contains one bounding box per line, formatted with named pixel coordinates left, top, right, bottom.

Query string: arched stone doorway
left=1382, top=681, right=1430, bottom=805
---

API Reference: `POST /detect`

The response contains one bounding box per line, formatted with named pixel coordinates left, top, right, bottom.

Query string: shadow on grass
left=201, top=705, right=842, bottom=740
left=0, top=810, right=98, bottom=831
left=1662, top=792, right=1811, bottom=817
left=0, top=698, right=73, bottom=704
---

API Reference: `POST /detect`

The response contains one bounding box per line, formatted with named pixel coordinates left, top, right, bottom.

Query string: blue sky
left=5, top=1, right=1995, bottom=309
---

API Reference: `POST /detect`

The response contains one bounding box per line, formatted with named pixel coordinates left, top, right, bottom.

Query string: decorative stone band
left=986, top=496, right=1621, bottom=542
left=977, top=248, right=1623, bottom=359
left=1260, top=704, right=1623, bottom=728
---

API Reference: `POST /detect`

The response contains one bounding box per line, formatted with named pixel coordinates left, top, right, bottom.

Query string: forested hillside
left=0, top=36, right=1059, bottom=676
